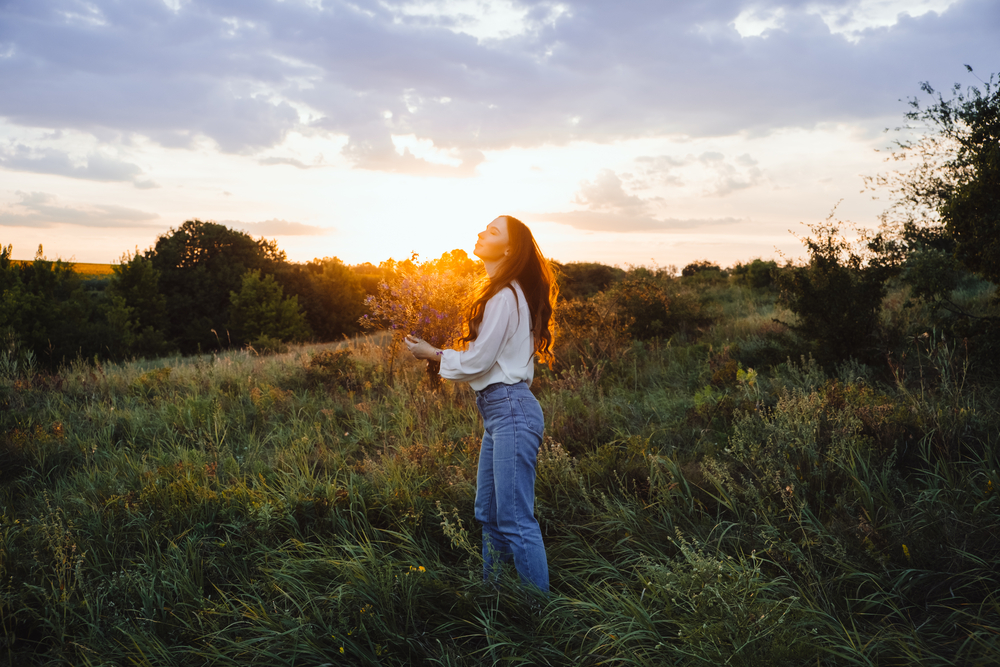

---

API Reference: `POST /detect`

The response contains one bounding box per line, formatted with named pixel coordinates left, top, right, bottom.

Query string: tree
left=228, top=270, right=311, bottom=346
left=273, top=257, right=366, bottom=341
left=104, top=251, right=170, bottom=358
left=872, top=69, right=1000, bottom=286
left=145, top=220, right=286, bottom=352
left=0, top=244, right=98, bottom=367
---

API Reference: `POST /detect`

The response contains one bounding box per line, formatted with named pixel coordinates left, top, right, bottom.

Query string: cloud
left=0, top=191, right=160, bottom=228
left=258, top=157, right=318, bottom=169
left=635, top=152, right=765, bottom=196
left=0, top=143, right=154, bottom=186
left=223, top=218, right=331, bottom=236
left=0, top=0, right=994, bottom=165
left=574, top=169, right=652, bottom=211
left=529, top=169, right=742, bottom=232
left=530, top=210, right=742, bottom=233
left=341, top=129, right=486, bottom=175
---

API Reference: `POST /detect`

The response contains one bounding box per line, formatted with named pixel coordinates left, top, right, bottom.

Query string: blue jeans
left=474, top=381, right=549, bottom=593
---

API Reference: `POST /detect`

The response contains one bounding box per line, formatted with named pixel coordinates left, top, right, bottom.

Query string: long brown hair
left=460, top=216, right=558, bottom=365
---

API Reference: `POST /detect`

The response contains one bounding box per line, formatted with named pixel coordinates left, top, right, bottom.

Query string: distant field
left=10, top=259, right=116, bottom=277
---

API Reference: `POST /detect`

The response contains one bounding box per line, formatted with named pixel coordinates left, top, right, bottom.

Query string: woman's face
left=474, top=216, right=510, bottom=263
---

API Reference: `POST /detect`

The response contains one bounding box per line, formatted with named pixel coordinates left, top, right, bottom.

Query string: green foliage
left=552, top=292, right=633, bottom=373
left=682, top=259, right=724, bottom=279
left=276, top=256, right=366, bottom=340
left=553, top=261, right=623, bottom=300
left=607, top=269, right=673, bottom=340
left=146, top=219, right=287, bottom=353
left=0, top=331, right=36, bottom=381
left=871, top=70, right=1000, bottom=287
left=918, top=75, right=1000, bottom=286
left=105, top=251, right=171, bottom=359
left=776, top=221, right=895, bottom=367
left=730, top=258, right=778, bottom=289
left=228, top=269, right=312, bottom=346
left=0, top=244, right=101, bottom=367
left=305, top=348, right=369, bottom=391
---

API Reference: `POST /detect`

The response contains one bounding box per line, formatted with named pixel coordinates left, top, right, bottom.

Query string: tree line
left=0, top=217, right=762, bottom=371
left=1, top=219, right=394, bottom=367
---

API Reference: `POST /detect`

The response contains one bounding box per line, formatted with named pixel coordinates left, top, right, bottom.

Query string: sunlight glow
left=390, top=135, right=464, bottom=167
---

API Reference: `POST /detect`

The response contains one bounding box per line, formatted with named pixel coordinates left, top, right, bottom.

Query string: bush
left=552, top=295, right=632, bottom=370
left=776, top=221, right=895, bottom=367
left=730, top=259, right=778, bottom=289
left=607, top=270, right=672, bottom=340
left=682, top=260, right=723, bottom=278
left=553, top=261, right=622, bottom=301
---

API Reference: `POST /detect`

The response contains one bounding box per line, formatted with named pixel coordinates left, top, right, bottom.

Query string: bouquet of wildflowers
left=361, top=252, right=479, bottom=385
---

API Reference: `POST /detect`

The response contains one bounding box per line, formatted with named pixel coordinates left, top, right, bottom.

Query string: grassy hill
left=1, top=281, right=998, bottom=665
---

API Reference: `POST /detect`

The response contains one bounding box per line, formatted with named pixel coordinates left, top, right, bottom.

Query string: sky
left=1, top=0, right=997, bottom=269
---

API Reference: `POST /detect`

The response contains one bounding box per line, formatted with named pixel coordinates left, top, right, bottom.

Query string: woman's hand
left=404, top=335, right=441, bottom=360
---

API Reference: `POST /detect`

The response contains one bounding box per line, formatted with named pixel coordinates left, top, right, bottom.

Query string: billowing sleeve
left=439, top=289, right=515, bottom=382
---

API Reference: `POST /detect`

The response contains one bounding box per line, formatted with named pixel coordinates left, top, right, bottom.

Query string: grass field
left=10, top=259, right=115, bottom=278
left=1, top=284, right=999, bottom=665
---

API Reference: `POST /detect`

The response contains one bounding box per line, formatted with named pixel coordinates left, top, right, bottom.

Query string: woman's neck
left=484, top=257, right=505, bottom=278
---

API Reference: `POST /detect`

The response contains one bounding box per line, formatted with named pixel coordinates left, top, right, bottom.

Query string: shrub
left=553, top=295, right=633, bottom=371
left=607, top=270, right=672, bottom=340
left=552, top=261, right=622, bottom=300
left=682, top=260, right=723, bottom=278
left=776, top=221, right=895, bottom=367
left=306, top=348, right=366, bottom=390
left=730, top=259, right=778, bottom=289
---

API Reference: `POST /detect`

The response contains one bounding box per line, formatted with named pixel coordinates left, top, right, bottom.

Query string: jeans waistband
left=475, top=381, right=524, bottom=398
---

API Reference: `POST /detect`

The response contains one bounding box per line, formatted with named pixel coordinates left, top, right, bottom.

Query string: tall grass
left=2, top=284, right=999, bottom=665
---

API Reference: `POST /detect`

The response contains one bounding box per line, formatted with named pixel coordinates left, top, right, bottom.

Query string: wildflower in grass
left=902, top=544, right=911, bottom=562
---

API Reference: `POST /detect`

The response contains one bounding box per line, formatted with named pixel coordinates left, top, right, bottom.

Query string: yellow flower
left=339, top=647, right=345, bottom=654
left=902, top=544, right=911, bottom=562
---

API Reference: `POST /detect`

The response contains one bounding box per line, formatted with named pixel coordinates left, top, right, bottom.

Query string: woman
left=404, top=215, right=557, bottom=593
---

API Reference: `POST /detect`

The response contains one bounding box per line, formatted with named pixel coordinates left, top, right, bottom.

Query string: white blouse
left=439, top=281, right=535, bottom=391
